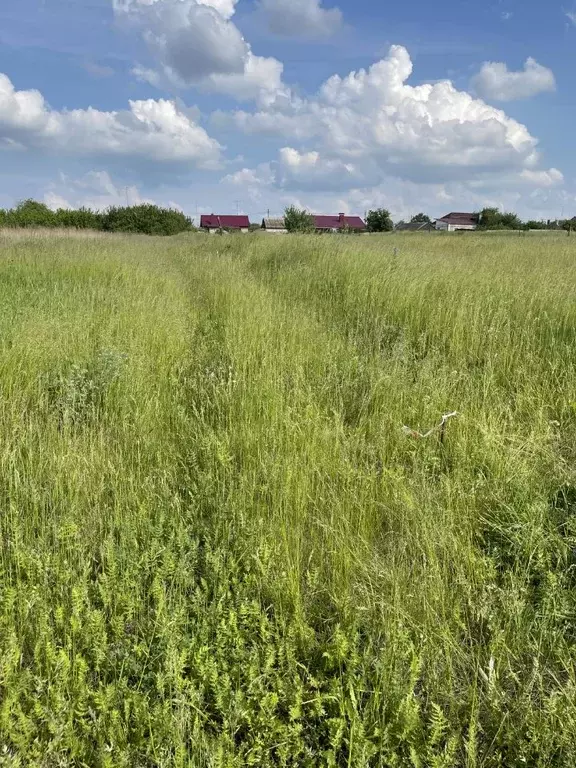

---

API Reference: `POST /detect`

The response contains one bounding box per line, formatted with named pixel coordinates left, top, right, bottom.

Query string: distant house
left=395, top=221, right=435, bottom=232
left=435, top=212, right=478, bottom=232
left=313, top=213, right=366, bottom=232
left=261, top=217, right=287, bottom=233
left=200, top=214, right=250, bottom=233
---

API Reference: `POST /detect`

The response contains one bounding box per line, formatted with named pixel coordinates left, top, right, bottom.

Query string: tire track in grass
left=169, top=247, right=496, bottom=767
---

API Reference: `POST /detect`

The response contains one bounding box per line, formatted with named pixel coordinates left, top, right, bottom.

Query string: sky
left=1, top=0, right=575, bottom=223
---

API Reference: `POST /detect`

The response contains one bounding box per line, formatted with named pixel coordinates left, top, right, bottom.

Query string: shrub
left=8, top=199, right=58, bottom=228
left=102, top=204, right=193, bottom=236
left=477, top=207, right=522, bottom=230
left=53, top=207, right=105, bottom=230
left=0, top=200, right=193, bottom=236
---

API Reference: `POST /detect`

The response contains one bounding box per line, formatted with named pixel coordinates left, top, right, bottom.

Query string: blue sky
left=1, top=0, right=575, bottom=222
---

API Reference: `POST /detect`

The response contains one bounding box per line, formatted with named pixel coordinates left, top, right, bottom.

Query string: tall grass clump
left=0, top=229, right=576, bottom=766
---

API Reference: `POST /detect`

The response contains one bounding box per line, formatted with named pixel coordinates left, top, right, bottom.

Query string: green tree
left=284, top=206, right=315, bottom=233
left=477, top=207, right=522, bottom=230
left=410, top=212, right=432, bottom=224
left=562, top=217, right=576, bottom=232
left=366, top=208, right=393, bottom=232
left=9, top=200, right=57, bottom=228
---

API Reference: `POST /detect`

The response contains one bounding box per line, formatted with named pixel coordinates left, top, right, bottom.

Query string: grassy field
left=1, top=230, right=576, bottom=767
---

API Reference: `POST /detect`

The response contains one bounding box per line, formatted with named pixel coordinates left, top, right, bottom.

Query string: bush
left=54, top=207, right=105, bottom=230
left=7, top=200, right=58, bottom=228
left=477, top=207, right=522, bottom=230
left=102, top=205, right=193, bottom=236
left=0, top=200, right=193, bottom=236
left=524, top=220, right=547, bottom=231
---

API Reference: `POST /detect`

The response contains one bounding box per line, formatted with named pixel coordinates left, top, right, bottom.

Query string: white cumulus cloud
left=138, top=2, right=248, bottom=80
left=0, top=73, right=221, bottom=167
left=257, top=0, right=342, bottom=38
left=519, top=168, right=564, bottom=187
left=207, top=53, right=288, bottom=106
left=225, top=45, right=548, bottom=186
left=218, top=44, right=565, bottom=215
left=472, top=58, right=556, bottom=102
left=115, top=0, right=288, bottom=104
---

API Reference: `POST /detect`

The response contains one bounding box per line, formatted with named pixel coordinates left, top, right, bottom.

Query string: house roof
left=395, top=221, right=434, bottom=231
left=314, top=214, right=366, bottom=230
left=262, top=218, right=286, bottom=229
left=437, top=212, right=478, bottom=226
left=200, top=214, right=250, bottom=229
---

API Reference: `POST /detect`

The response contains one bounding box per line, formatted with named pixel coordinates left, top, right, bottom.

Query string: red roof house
left=200, top=214, right=251, bottom=232
left=313, top=213, right=366, bottom=232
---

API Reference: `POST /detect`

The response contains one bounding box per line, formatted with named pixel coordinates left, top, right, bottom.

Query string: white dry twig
left=402, top=411, right=459, bottom=439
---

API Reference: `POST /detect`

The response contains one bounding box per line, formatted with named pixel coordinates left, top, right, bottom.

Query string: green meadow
left=1, top=229, right=576, bottom=766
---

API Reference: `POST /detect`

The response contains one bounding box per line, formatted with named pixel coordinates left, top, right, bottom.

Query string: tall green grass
left=1, top=230, right=576, bottom=766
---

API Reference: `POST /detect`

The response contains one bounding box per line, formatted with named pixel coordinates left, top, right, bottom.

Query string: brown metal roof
left=437, top=212, right=478, bottom=226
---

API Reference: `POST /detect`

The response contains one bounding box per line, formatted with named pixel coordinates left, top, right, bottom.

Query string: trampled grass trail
left=1, top=230, right=576, bottom=766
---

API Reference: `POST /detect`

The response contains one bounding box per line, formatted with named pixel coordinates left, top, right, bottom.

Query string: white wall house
left=436, top=212, right=479, bottom=231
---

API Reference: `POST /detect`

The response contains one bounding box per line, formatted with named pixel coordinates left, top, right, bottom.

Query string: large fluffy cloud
left=472, top=58, right=556, bottom=102
left=125, top=0, right=248, bottom=80
left=0, top=73, right=222, bottom=167
left=115, top=0, right=289, bottom=104
left=223, top=45, right=551, bottom=185
left=257, top=0, right=342, bottom=38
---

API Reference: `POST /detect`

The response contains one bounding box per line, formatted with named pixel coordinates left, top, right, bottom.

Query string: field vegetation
left=0, top=200, right=193, bottom=236
left=1, top=230, right=576, bottom=766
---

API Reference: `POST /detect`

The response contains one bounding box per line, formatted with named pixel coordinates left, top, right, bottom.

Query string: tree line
left=475, top=208, right=576, bottom=231
left=2, top=199, right=575, bottom=236
left=285, top=206, right=576, bottom=232
left=0, top=200, right=193, bottom=236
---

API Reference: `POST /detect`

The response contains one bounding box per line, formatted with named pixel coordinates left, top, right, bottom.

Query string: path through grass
left=1, top=231, right=576, bottom=766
